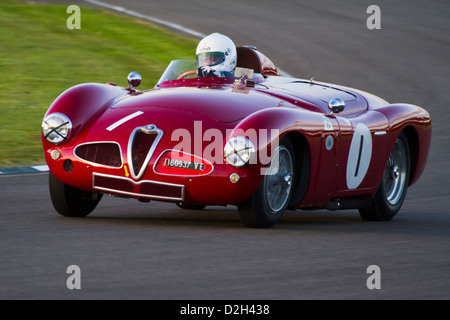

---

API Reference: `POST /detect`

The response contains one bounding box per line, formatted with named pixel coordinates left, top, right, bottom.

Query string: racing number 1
left=346, top=123, right=372, bottom=189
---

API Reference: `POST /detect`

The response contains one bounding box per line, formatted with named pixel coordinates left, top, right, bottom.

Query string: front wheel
left=238, top=138, right=295, bottom=228
left=359, top=132, right=410, bottom=221
left=49, top=172, right=102, bottom=217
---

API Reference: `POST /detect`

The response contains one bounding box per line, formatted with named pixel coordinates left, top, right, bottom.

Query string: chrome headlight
left=42, top=113, right=72, bottom=144
left=224, top=136, right=255, bottom=167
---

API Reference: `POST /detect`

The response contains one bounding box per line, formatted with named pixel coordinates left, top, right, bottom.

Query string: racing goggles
left=197, top=52, right=226, bottom=67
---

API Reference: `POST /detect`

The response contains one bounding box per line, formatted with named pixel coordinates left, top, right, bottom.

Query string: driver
left=196, top=33, right=237, bottom=78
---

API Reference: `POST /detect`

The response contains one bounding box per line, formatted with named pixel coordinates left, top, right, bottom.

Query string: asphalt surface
left=1, top=0, right=449, bottom=300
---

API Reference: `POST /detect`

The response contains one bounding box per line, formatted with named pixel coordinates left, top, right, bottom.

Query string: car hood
left=110, top=86, right=285, bottom=123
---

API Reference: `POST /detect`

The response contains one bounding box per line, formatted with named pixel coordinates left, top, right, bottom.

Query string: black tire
left=359, top=132, right=410, bottom=221
left=176, top=203, right=206, bottom=210
left=238, top=137, right=296, bottom=228
left=49, top=172, right=102, bottom=217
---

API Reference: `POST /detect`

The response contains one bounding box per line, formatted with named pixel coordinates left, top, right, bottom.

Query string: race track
left=1, top=0, right=449, bottom=300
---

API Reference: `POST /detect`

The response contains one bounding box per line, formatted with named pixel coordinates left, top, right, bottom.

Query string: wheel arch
left=284, top=131, right=310, bottom=209
left=402, top=125, right=422, bottom=186
left=228, top=107, right=323, bottom=209
left=374, top=103, right=431, bottom=186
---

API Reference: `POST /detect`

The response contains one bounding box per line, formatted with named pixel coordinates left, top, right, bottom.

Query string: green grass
left=0, top=0, right=197, bottom=168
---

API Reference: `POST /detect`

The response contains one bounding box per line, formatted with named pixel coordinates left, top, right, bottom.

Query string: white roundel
left=325, top=135, right=334, bottom=150
left=346, top=123, right=372, bottom=190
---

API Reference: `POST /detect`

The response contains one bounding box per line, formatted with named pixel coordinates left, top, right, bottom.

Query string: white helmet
left=196, top=33, right=237, bottom=74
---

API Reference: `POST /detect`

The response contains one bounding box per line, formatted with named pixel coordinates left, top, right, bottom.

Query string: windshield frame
left=155, top=59, right=265, bottom=88
left=155, top=59, right=198, bottom=86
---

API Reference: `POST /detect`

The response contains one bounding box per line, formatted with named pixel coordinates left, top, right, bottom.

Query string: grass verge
left=0, top=0, right=197, bottom=168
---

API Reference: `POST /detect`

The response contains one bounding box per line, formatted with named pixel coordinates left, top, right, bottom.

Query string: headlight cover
left=42, top=113, right=72, bottom=144
left=224, top=136, right=255, bottom=167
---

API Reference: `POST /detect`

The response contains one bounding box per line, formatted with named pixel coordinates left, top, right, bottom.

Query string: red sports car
left=41, top=46, right=431, bottom=228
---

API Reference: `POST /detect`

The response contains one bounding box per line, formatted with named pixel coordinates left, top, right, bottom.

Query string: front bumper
left=44, top=144, right=262, bottom=206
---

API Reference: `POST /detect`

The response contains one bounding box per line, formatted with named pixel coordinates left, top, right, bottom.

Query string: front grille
left=75, top=143, right=122, bottom=168
left=94, top=175, right=133, bottom=193
left=140, top=182, right=183, bottom=199
left=131, top=131, right=157, bottom=176
left=93, top=173, right=184, bottom=201
left=127, top=125, right=163, bottom=180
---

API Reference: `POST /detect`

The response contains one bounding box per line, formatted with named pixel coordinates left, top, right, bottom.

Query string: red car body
left=42, top=47, right=431, bottom=227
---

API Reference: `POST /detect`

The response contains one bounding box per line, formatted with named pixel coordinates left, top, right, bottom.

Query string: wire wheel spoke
left=264, top=146, right=293, bottom=213
left=384, top=139, right=407, bottom=205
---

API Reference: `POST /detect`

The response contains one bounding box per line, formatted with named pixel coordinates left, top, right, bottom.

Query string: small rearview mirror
left=328, top=98, right=345, bottom=114
left=127, top=71, right=141, bottom=88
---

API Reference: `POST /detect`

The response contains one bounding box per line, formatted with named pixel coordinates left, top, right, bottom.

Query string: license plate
left=164, top=158, right=205, bottom=171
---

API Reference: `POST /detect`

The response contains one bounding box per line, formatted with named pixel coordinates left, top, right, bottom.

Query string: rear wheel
left=238, top=138, right=295, bottom=228
left=49, top=172, right=102, bottom=217
left=359, top=132, right=410, bottom=221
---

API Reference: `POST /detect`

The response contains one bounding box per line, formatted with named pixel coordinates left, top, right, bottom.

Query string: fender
left=227, top=106, right=331, bottom=207
left=43, top=83, right=127, bottom=142
left=373, top=103, right=431, bottom=132
left=227, top=106, right=326, bottom=149
left=373, top=103, right=431, bottom=185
